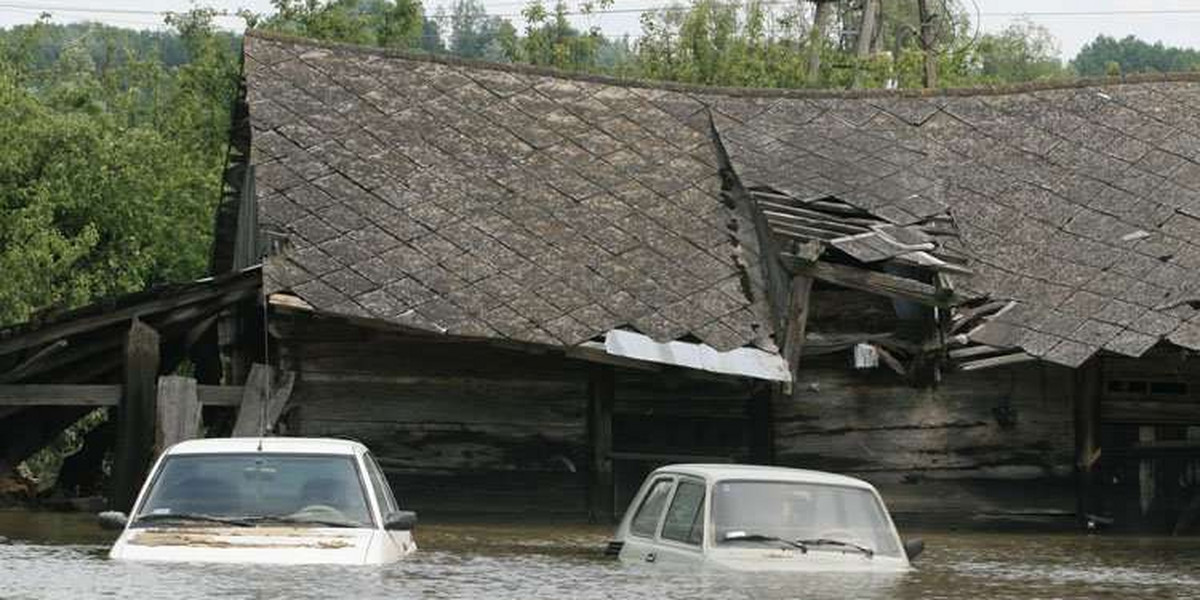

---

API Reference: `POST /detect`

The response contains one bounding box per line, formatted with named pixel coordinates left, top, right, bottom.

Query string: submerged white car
left=100, top=437, right=417, bottom=564
left=611, top=464, right=922, bottom=572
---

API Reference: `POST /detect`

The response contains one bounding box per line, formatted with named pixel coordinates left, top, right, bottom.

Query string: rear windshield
left=135, top=453, right=373, bottom=527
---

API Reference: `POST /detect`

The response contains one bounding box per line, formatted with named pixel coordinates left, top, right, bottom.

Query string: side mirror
left=98, top=511, right=129, bottom=531
left=904, top=538, right=925, bottom=561
left=384, top=510, right=418, bottom=531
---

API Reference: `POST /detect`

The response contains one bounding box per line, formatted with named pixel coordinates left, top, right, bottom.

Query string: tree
left=1073, top=34, right=1200, bottom=76
left=969, top=19, right=1065, bottom=83
left=0, top=12, right=239, bottom=326
left=261, top=0, right=426, bottom=48
left=449, top=0, right=506, bottom=59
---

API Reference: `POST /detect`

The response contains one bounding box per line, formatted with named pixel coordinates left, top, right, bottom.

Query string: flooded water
left=3, top=509, right=1200, bottom=599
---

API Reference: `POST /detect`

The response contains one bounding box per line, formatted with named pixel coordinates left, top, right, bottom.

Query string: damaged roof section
left=743, top=184, right=969, bottom=309
left=717, top=82, right=1200, bottom=367
left=243, top=32, right=777, bottom=354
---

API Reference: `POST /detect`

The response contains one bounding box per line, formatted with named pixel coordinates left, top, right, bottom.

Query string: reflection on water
left=3, top=509, right=1200, bottom=599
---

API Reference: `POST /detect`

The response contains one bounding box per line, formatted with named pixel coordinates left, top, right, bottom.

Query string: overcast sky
left=1, top=0, right=1199, bottom=60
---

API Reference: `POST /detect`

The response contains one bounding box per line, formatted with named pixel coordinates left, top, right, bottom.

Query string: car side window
left=630, top=478, right=673, bottom=538
left=363, top=453, right=399, bottom=515
left=660, top=480, right=705, bottom=546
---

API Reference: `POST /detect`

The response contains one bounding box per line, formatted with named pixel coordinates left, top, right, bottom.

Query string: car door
left=651, top=477, right=706, bottom=567
left=363, top=453, right=412, bottom=556
left=620, top=476, right=675, bottom=564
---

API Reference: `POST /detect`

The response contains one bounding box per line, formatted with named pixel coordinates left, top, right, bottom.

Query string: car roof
left=650, top=464, right=876, bottom=490
left=164, top=437, right=368, bottom=456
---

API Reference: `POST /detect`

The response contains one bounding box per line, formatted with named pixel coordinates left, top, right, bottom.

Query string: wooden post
left=783, top=276, right=815, bottom=389
left=230, top=364, right=295, bottom=437
left=753, top=385, right=775, bottom=465
left=1074, top=358, right=1101, bottom=526
left=156, top=376, right=201, bottom=453
left=588, top=364, right=615, bottom=523
left=112, top=318, right=160, bottom=511
left=1138, top=426, right=1156, bottom=517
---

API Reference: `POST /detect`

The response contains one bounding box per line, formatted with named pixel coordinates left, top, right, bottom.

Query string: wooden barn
left=6, top=31, right=1200, bottom=532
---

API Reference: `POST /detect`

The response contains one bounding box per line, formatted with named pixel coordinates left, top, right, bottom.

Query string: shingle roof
left=717, top=81, right=1200, bottom=367
left=244, top=31, right=1200, bottom=368
left=244, top=32, right=776, bottom=352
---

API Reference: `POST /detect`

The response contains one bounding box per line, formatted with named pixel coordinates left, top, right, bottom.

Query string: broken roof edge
left=247, top=29, right=1200, bottom=101
left=268, top=295, right=789, bottom=380
left=0, top=265, right=264, bottom=351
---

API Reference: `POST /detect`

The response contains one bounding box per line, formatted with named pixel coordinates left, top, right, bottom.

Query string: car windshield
left=134, top=454, right=373, bottom=528
left=712, top=480, right=901, bottom=557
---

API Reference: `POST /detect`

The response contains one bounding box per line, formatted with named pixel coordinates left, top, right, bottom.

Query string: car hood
left=110, top=526, right=376, bottom=564
left=708, top=547, right=911, bottom=573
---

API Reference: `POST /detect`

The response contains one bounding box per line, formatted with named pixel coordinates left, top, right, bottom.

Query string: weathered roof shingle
left=717, top=81, right=1200, bottom=366
left=246, top=30, right=1200, bottom=368
left=245, top=32, right=776, bottom=352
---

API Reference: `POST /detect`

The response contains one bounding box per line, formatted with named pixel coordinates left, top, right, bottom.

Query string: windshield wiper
left=795, top=538, right=874, bottom=558
left=135, top=513, right=255, bottom=527
left=722, top=532, right=808, bottom=552
left=240, top=515, right=363, bottom=528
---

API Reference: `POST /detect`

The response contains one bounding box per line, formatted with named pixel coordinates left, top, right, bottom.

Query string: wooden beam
left=262, top=371, right=296, bottom=434
left=872, top=344, right=909, bottom=377
left=762, top=209, right=870, bottom=236
left=0, top=340, right=67, bottom=383
left=156, top=376, right=200, bottom=453
left=565, top=342, right=662, bottom=372
left=607, top=451, right=733, bottom=463
left=197, top=385, right=244, bottom=406
left=770, top=222, right=842, bottom=241
left=0, top=337, right=123, bottom=384
left=0, top=272, right=259, bottom=358
left=750, top=384, right=774, bottom=465
left=112, top=318, right=160, bottom=512
left=948, top=344, right=1010, bottom=359
left=784, top=259, right=961, bottom=307
left=0, top=385, right=122, bottom=406
left=958, top=352, right=1036, bottom=371
left=231, top=364, right=272, bottom=437
left=755, top=199, right=879, bottom=228
left=588, top=365, right=615, bottom=523
left=782, top=277, right=814, bottom=383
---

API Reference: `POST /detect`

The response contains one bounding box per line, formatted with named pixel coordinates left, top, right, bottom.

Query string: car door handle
left=644, top=552, right=656, bottom=563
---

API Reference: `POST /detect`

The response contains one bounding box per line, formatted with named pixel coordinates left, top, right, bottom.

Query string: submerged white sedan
left=611, top=464, right=922, bottom=572
left=101, top=438, right=417, bottom=564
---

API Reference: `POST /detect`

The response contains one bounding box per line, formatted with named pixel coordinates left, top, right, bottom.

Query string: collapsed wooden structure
left=7, top=32, right=1200, bottom=531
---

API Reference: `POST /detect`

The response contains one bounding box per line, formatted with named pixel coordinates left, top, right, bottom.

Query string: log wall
left=275, top=315, right=591, bottom=516
left=273, top=314, right=760, bottom=518
left=777, top=354, right=1078, bottom=528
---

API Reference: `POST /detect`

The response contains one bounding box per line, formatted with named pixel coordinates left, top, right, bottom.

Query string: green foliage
left=1073, top=34, right=1200, bottom=76
left=261, top=0, right=427, bottom=49
left=504, top=0, right=614, bottom=70
left=448, top=0, right=508, bottom=59
left=964, top=19, right=1066, bottom=84
left=21, top=409, right=107, bottom=491
left=0, top=14, right=238, bottom=326
left=634, top=0, right=810, bottom=88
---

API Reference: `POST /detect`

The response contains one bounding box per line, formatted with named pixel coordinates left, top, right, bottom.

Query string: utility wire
left=6, top=1, right=1200, bottom=23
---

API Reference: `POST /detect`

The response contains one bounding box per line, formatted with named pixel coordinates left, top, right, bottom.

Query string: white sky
left=1, top=0, right=1199, bottom=60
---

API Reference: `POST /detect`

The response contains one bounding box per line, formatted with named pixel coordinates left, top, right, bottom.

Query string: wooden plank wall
left=611, top=369, right=758, bottom=511
left=778, top=353, right=1078, bottom=528
left=274, top=316, right=591, bottom=516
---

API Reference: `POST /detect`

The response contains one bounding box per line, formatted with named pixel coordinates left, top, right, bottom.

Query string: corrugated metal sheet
left=603, top=329, right=792, bottom=383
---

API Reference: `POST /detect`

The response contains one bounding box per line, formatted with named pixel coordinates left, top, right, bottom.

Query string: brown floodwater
left=2, top=509, right=1200, bottom=599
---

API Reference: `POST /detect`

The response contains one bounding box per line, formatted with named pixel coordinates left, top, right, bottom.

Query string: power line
left=979, top=9, right=1200, bottom=18
left=6, top=1, right=1200, bottom=29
